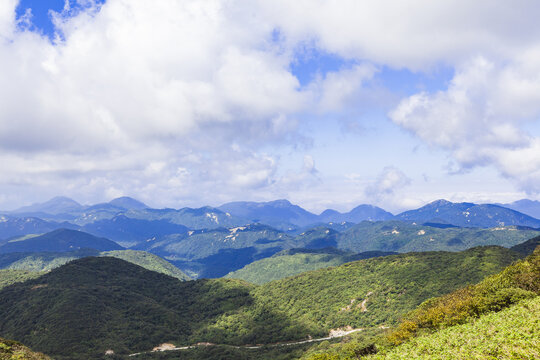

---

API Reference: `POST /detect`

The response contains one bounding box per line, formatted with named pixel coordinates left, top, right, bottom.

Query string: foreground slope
left=371, top=297, right=540, bottom=359
left=304, top=246, right=540, bottom=359
left=0, top=337, right=51, bottom=360
left=0, top=246, right=522, bottom=359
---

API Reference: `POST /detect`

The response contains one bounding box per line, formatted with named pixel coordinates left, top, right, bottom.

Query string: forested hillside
left=303, top=246, right=540, bottom=359
left=226, top=248, right=397, bottom=284
left=0, top=249, right=190, bottom=280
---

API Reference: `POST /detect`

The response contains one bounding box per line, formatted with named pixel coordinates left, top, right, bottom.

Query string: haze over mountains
left=5, top=196, right=540, bottom=229
left=1, top=196, right=540, bottom=279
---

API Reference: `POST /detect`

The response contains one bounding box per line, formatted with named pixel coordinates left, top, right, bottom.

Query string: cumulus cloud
left=364, top=166, right=411, bottom=201
left=309, top=63, right=377, bottom=112
left=2, top=0, right=540, bottom=208
left=390, top=55, right=540, bottom=192
left=259, top=0, right=540, bottom=69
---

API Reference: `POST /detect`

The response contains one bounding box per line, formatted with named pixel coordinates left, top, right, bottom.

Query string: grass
left=369, top=296, right=540, bottom=359
left=0, top=337, right=50, bottom=360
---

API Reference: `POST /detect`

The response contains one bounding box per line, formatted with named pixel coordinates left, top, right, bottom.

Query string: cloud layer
left=1, top=0, right=540, bottom=209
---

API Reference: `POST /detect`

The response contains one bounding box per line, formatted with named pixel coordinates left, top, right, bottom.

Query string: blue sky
left=1, top=0, right=540, bottom=212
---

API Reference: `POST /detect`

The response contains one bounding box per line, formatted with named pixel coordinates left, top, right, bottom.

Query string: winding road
left=127, top=328, right=363, bottom=357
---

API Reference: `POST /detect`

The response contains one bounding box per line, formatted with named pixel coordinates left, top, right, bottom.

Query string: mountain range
left=396, top=199, right=540, bottom=228
left=5, top=197, right=540, bottom=235
left=2, top=195, right=540, bottom=279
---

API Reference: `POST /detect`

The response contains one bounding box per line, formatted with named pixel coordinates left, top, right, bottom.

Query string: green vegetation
left=134, top=221, right=536, bottom=279
left=136, top=224, right=301, bottom=278
left=0, top=249, right=190, bottom=280
left=302, top=246, right=539, bottom=360
left=244, top=246, right=519, bottom=334
left=0, top=257, right=257, bottom=359
left=0, top=338, right=50, bottom=360
left=337, top=221, right=539, bottom=253
left=510, top=234, right=540, bottom=256
left=369, top=297, right=540, bottom=359
left=137, top=343, right=316, bottom=360
left=387, top=246, right=539, bottom=344
left=0, top=246, right=523, bottom=359
left=0, top=270, right=44, bottom=290
left=226, top=249, right=396, bottom=284
left=0, top=249, right=99, bottom=271
left=102, top=250, right=191, bottom=280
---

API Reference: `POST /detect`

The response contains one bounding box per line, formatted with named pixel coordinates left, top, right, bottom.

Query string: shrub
left=387, top=246, right=540, bottom=344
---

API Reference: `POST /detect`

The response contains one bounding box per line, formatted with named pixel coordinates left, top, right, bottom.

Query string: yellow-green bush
left=388, top=246, right=539, bottom=344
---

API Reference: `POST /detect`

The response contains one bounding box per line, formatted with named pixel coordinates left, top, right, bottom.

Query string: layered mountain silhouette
left=0, top=229, right=123, bottom=253
left=499, top=199, right=540, bottom=219
left=218, top=199, right=394, bottom=229
left=396, top=199, right=540, bottom=228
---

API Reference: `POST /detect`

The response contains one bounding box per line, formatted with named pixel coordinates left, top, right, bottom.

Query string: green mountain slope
left=226, top=248, right=397, bottom=284
left=135, top=224, right=300, bottom=278
left=131, top=221, right=536, bottom=279
left=369, top=297, right=540, bottom=359
left=101, top=250, right=190, bottom=280
left=0, top=246, right=522, bottom=360
left=510, top=234, right=540, bottom=256
left=0, top=269, right=44, bottom=290
left=247, top=246, right=521, bottom=333
left=0, top=337, right=51, bottom=360
left=0, top=257, right=259, bottom=359
left=302, top=246, right=539, bottom=360
left=336, top=221, right=539, bottom=253
left=0, top=249, right=190, bottom=280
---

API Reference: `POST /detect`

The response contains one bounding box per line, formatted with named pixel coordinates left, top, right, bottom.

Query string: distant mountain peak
left=428, top=199, right=453, bottom=206
left=267, top=199, right=293, bottom=207
left=12, top=196, right=83, bottom=215
left=397, top=199, right=540, bottom=228
left=108, top=196, right=148, bottom=210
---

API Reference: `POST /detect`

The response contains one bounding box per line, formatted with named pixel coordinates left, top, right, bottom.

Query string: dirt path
left=127, top=328, right=363, bottom=357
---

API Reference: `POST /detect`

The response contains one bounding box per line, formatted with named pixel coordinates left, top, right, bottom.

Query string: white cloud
left=364, top=166, right=411, bottom=201
left=309, top=63, right=377, bottom=112
left=2, top=0, right=540, bottom=209
left=390, top=55, right=540, bottom=192
left=260, top=0, right=540, bottom=69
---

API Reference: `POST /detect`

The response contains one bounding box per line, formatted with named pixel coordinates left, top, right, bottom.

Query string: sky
left=1, top=0, right=540, bottom=213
